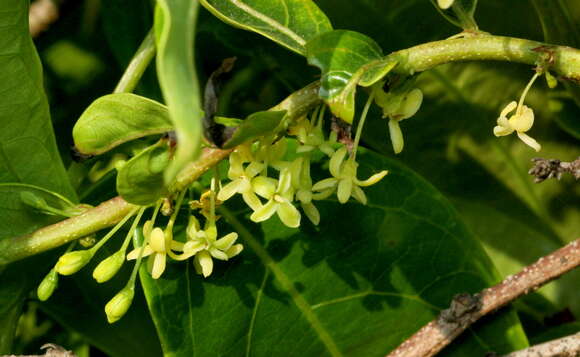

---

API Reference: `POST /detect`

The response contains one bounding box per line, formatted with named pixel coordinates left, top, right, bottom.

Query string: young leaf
left=306, top=30, right=396, bottom=123
left=116, top=141, right=170, bottom=205
left=140, top=148, right=527, bottom=356
left=73, top=93, right=173, bottom=155
left=200, top=0, right=333, bottom=55
left=222, top=110, right=287, bottom=148
left=155, top=0, right=204, bottom=184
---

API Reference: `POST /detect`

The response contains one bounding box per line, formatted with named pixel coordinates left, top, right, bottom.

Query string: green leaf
left=222, top=110, right=287, bottom=148
left=140, top=149, right=527, bottom=356
left=0, top=0, right=76, bottom=352
left=200, top=0, right=333, bottom=55
left=154, top=0, right=203, bottom=184
left=306, top=30, right=396, bottom=123
left=73, top=93, right=173, bottom=155
left=116, top=141, right=170, bottom=205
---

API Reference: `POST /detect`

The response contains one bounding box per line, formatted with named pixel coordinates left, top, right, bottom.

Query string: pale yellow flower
left=126, top=226, right=182, bottom=279
left=312, top=147, right=388, bottom=205
left=493, top=101, right=541, bottom=152
left=183, top=217, right=243, bottom=278
left=438, top=0, right=454, bottom=9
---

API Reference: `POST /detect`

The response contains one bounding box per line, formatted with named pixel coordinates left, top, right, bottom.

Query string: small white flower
left=312, top=147, right=388, bottom=205
left=493, top=101, right=541, bottom=152
left=217, top=151, right=263, bottom=211
left=183, top=217, right=243, bottom=278
left=126, top=227, right=182, bottom=279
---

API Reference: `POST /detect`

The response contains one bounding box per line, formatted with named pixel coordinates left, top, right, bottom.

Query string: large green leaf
left=306, top=30, right=396, bottom=124
left=154, top=0, right=203, bottom=184
left=0, top=0, right=76, bottom=353
left=73, top=93, right=173, bottom=155
left=140, top=149, right=527, bottom=356
left=200, top=0, right=333, bottom=55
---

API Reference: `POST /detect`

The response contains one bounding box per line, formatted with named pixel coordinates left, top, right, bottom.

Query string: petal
left=209, top=247, right=229, bottom=261
left=356, top=170, right=388, bottom=186
left=227, top=152, right=244, bottom=179
left=329, top=147, right=348, bottom=177
left=510, top=105, right=534, bottom=132
left=399, top=88, right=423, bottom=120
left=517, top=132, right=542, bottom=152
left=149, top=228, right=166, bottom=253
left=126, top=246, right=153, bottom=260
left=277, top=167, right=293, bottom=194
left=225, top=244, right=244, bottom=258
left=301, top=202, right=320, bottom=225
left=252, top=177, right=277, bottom=198
left=242, top=191, right=263, bottom=211
left=151, top=253, right=166, bottom=279
left=500, top=101, right=518, bottom=118
left=312, top=178, right=338, bottom=192
left=195, top=251, right=213, bottom=278
left=214, top=232, right=239, bottom=251
left=337, top=178, right=353, bottom=203
left=296, top=189, right=312, bottom=204
left=245, top=161, right=264, bottom=178
left=186, top=215, right=201, bottom=238
left=312, top=189, right=335, bottom=201
left=493, top=125, right=513, bottom=137
left=170, top=241, right=184, bottom=252
left=276, top=201, right=301, bottom=228
left=183, top=241, right=205, bottom=255
left=217, top=180, right=244, bottom=201
left=250, top=200, right=277, bottom=222
left=437, top=0, right=454, bottom=10
left=351, top=185, right=368, bottom=205
left=388, top=119, right=404, bottom=154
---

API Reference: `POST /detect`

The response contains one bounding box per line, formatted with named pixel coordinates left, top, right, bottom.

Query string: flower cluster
left=216, top=106, right=388, bottom=229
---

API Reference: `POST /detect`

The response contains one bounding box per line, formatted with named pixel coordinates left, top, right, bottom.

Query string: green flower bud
left=55, top=250, right=93, bottom=275
left=545, top=71, right=558, bottom=89
left=37, top=269, right=58, bottom=301
left=105, top=287, right=135, bottom=323
left=93, top=251, right=125, bottom=283
left=79, top=234, right=97, bottom=248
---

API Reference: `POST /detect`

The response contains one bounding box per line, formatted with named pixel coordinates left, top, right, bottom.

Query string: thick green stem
left=113, top=30, right=156, bottom=94
left=391, top=35, right=580, bottom=81
left=0, top=197, right=137, bottom=265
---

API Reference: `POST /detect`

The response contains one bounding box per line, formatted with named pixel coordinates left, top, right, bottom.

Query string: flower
left=374, top=85, right=423, bottom=154
left=290, top=117, right=336, bottom=157
left=312, top=147, right=388, bottom=204
left=493, top=101, right=541, bottom=152
left=250, top=166, right=301, bottom=228
left=126, top=226, right=181, bottom=279
left=217, top=151, right=263, bottom=211
left=183, top=217, right=243, bottom=278
left=289, top=156, right=320, bottom=225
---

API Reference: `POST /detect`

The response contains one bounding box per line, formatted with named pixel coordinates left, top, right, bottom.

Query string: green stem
left=0, top=197, right=138, bottom=265
left=113, top=30, right=156, bottom=94
left=391, top=35, right=580, bottom=81
left=351, top=92, right=375, bottom=160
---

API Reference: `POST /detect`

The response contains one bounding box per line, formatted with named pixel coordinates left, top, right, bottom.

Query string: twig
left=499, top=332, right=580, bottom=357
left=386, top=239, right=580, bottom=357
left=29, top=0, right=59, bottom=38
left=529, top=157, right=580, bottom=183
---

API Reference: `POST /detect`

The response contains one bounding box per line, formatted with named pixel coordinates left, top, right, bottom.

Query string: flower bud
left=55, top=250, right=93, bottom=275
left=37, top=269, right=58, bottom=301
left=105, top=287, right=135, bottom=324
left=93, top=251, right=124, bottom=283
